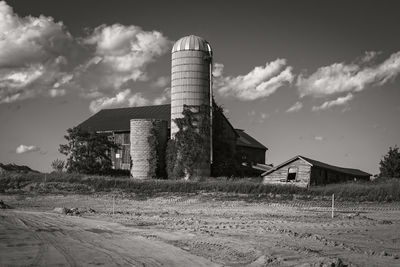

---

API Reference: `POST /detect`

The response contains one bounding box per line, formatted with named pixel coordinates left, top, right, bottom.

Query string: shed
left=262, top=155, right=371, bottom=187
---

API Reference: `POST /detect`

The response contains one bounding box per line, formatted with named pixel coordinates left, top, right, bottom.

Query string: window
left=287, top=167, right=298, bottom=181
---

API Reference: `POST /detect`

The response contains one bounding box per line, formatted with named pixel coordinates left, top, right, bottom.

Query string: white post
left=331, top=193, right=335, bottom=219
left=112, top=195, right=115, bottom=215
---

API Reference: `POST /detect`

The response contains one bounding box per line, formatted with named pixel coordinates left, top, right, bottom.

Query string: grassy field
left=0, top=172, right=399, bottom=202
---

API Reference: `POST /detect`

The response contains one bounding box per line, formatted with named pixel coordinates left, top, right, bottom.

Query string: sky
left=0, top=0, right=399, bottom=175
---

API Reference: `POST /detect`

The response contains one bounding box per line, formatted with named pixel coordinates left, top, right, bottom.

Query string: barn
left=262, top=155, right=371, bottom=187
left=78, top=104, right=268, bottom=172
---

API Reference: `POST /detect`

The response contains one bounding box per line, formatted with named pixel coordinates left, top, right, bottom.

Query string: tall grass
left=0, top=172, right=399, bottom=202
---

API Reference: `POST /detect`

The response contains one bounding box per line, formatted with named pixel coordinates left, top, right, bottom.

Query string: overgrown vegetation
left=147, top=121, right=166, bottom=179
left=166, top=105, right=210, bottom=180
left=51, top=159, right=65, bottom=173
left=379, top=145, right=400, bottom=178
left=59, top=127, right=120, bottom=175
left=1, top=172, right=399, bottom=202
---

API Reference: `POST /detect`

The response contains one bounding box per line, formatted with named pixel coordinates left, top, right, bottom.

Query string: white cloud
left=80, top=24, right=171, bottom=94
left=286, top=101, right=303, bottom=113
left=153, top=87, right=171, bottom=105
left=152, top=76, right=170, bottom=88
left=212, top=63, right=224, bottom=77
left=297, top=51, right=400, bottom=98
left=89, top=89, right=150, bottom=113
left=16, top=144, right=40, bottom=154
left=312, top=93, right=354, bottom=111
left=216, top=59, right=294, bottom=101
left=314, top=136, right=324, bottom=141
left=0, top=1, right=172, bottom=106
left=0, top=1, right=77, bottom=103
left=49, top=88, right=66, bottom=97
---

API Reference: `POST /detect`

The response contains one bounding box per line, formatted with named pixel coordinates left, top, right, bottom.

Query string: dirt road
left=0, top=210, right=218, bottom=266
left=1, top=194, right=400, bottom=266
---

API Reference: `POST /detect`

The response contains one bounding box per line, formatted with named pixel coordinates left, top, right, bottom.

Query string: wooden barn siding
left=263, top=158, right=311, bottom=187
left=217, top=111, right=237, bottom=155
left=310, top=167, right=369, bottom=185
left=111, top=132, right=130, bottom=170
left=237, top=146, right=265, bottom=165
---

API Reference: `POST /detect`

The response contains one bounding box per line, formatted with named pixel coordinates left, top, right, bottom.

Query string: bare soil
left=1, top=193, right=399, bottom=266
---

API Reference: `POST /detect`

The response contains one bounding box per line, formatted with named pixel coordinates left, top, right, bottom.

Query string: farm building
left=78, top=104, right=268, bottom=173
left=262, top=155, right=371, bottom=187
left=76, top=34, right=268, bottom=178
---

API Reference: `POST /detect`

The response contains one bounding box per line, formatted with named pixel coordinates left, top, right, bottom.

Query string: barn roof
left=236, top=129, right=267, bottom=150
left=78, top=105, right=171, bottom=132
left=262, top=155, right=371, bottom=177
left=77, top=104, right=267, bottom=151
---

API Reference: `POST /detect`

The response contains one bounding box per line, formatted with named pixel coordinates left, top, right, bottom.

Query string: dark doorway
left=287, top=167, right=298, bottom=181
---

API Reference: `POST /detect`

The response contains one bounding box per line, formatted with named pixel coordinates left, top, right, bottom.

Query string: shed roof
left=262, top=155, right=371, bottom=177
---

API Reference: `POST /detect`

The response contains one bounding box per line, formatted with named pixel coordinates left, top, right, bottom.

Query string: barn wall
left=110, top=132, right=131, bottom=170
left=213, top=110, right=237, bottom=156
left=237, top=146, right=265, bottom=165
left=263, top=158, right=311, bottom=187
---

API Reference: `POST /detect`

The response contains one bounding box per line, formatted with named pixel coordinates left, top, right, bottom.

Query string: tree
left=51, top=158, right=65, bottom=173
left=59, top=127, right=119, bottom=174
left=379, top=145, right=400, bottom=178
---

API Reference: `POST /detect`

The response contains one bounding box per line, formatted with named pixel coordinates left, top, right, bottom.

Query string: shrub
left=379, top=145, right=400, bottom=178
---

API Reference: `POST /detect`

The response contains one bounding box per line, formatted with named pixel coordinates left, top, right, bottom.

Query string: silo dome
left=172, top=35, right=212, bottom=54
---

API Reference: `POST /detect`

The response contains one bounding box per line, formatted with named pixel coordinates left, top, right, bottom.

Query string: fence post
left=112, top=195, right=115, bottom=215
left=331, top=193, right=335, bottom=219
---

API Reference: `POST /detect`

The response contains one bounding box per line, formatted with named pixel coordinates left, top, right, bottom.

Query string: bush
left=379, top=145, right=400, bottom=178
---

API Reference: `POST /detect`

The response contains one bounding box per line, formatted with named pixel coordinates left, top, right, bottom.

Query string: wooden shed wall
left=309, top=167, right=369, bottom=186
left=263, top=158, right=311, bottom=187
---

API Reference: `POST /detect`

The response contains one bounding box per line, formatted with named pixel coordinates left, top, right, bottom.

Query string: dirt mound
left=0, top=200, right=12, bottom=209
left=53, top=207, right=96, bottom=216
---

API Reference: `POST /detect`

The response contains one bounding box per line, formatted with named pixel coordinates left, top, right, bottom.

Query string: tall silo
left=171, top=35, right=213, bottom=178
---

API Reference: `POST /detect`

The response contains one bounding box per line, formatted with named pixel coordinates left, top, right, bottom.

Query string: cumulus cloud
left=153, top=87, right=171, bottom=105
left=286, top=101, right=303, bottom=113
left=152, top=76, right=170, bottom=88
left=297, top=51, right=400, bottom=98
left=0, top=1, right=172, bottom=106
left=312, top=93, right=354, bottom=111
left=314, top=136, right=324, bottom=141
left=79, top=24, right=171, bottom=94
left=89, top=89, right=149, bottom=113
left=215, top=59, right=294, bottom=101
left=0, top=1, right=76, bottom=103
left=16, top=144, right=40, bottom=154
left=212, top=63, right=224, bottom=77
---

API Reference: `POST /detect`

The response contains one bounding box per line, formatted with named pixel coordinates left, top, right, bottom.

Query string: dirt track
left=1, top=194, right=400, bottom=266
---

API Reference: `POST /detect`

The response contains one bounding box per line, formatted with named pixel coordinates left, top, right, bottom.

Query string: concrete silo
left=130, top=119, right=168, bottom=179
left=171, top=35, right=213, bottom=178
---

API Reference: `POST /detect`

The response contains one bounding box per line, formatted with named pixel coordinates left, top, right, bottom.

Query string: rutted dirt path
left=0, top=210, right=218, bottom=266
left=1, top=194, right=400, bottom=266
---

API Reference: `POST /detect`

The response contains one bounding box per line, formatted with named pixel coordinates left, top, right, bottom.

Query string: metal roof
left=172, top=35, right=212, bottom=53
left=262, top=155, right=371, bottom=177
left=77, top=105, right=171, bottom=132
left=236, top=129, right=268, bottom=150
